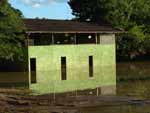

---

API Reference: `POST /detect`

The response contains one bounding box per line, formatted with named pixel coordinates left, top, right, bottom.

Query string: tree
left=106, top=0, right=149, bottom=59
left=68, top=0, right=112, bottom=24
left=0, top=0, right=25, bottom=61
left=69, top=0, right=150, bottom=60
left=69, top=0, right=150, bottom=30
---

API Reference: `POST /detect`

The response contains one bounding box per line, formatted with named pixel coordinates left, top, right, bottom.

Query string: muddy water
left=82, top=61, right=150, bottom=113
left=117, top=61, right=150, bottom=99
left=0, top=61, right=150, bottom=113
left=80, top=105, right=150, bottom=113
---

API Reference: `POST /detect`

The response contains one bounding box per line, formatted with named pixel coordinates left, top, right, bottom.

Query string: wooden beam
left=52, top=33, right=54, bottom=44
left=25, top=31, right=123, bottom=34
left=96, top=33, right=98, bottom=44
left=74, top=33, right=77, bottom=44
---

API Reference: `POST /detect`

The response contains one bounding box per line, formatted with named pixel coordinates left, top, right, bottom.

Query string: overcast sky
left=9, top=0, right=74, bottom=19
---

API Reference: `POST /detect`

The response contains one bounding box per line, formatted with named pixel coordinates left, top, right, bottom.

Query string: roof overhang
left=25, top=31, right=124, bottom=34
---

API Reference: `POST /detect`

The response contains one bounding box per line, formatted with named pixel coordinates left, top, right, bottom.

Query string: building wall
left=28, top=34, right=116, bottom=94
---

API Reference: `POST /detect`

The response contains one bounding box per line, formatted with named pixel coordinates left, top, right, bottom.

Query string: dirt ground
left=0, top=88, right=150, bottom=113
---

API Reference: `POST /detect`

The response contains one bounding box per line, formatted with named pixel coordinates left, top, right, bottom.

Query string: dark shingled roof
left=24, top=19, right=122, bottom=33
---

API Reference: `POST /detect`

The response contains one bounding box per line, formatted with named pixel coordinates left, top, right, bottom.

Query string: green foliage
left=117, top=25, right=146, bottom=58
left=116, top=34, right=143, bottom=59
left=0, top=0, right=25, bottom=61
left=128, top=25, right=145, bottom=41
left=68, top=0, right=112, bottom=23
left=108, top=0, right=150, bottom=59
left=143, top=35, right=150, bottom=54
left=69, top=0, right=150, bottom=60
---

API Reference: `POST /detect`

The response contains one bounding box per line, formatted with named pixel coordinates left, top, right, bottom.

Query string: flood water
left=0, top=61, right=150, bottom=113
left=81, top=61, right=150, bottom=113
left=117, top=61, right=150, bottom=99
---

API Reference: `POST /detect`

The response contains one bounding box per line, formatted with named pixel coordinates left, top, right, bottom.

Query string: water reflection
left=117, top=61, right=150, bottom=81
left=0, top=61, right=150, bottom=113
left=81, top=105, right=150, bottom=113
left=80, top=61, right=150, bottom=113
left=117, top=61, right=150, bottom=99
left=1, top=61, right=150, bottom=97
left=0, top=72, right=28, bottom=87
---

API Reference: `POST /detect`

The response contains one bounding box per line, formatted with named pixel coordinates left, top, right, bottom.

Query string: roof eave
left=25, top=30, right=123, bottom=34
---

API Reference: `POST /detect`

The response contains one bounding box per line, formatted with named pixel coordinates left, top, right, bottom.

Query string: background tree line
left=0, top=0, right=27, bottom=71
left=69, top=0, right=150, bottom=60
left=0, top=0, right=25, bottom=61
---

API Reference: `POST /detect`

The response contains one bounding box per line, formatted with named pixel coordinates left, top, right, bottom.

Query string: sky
left=9, top=0, right=74, bottom=20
